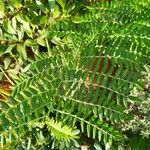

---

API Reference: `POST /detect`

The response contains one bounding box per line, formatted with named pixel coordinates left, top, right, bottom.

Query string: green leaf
left=12, top=17, right=17, bottom=31
left=0, top=1, right=4, bottom=18
left=81, top=120, right=84, bottom=132
left=22, top=64, right=31, bottom=73
left=87, top=124, right=91, bottom=137
left=25, top=39, right=36, bottom=46
left=118, top=145, right=125, bottom=150
left=17, top=25, right=24, bottom=41
left=0, top=101, right=10, bottom=110
left=37, top=38, right=46, bottom=47
left=0, top=45, right=8, bottom=56
left=48, top=0, right=55, bottom=12
left=9, top=0, right=22, bottom=8
left=1, top=114, right=10, bottom=127
left=94, top=142, right=102, bottom=150
left=17, top=44, right=27, bottom=60
left=7, top=69, right=18, bottom=79
left=31, top=15, right=48, bottom=25
left=0, top=135, right=4, bottom=148
left=103, top=133, right=107, bottom=144
left=51, top=36, right=62, bottom=45
left=3, top=20, right=16, bottom=34
left=46, top=117, right=79, bottom=140
left=4, top=57, right=11, bottom=69
left=53, top=4, right=60, bottom=17
left=5, top=45, right=15, bottom=54
left=36, top=0, right=46, bottom=12
left=72, top=16, right=86, bottom=24
left=16, top=14, right=28, bottom=24
left=0, top=72, right=3, bottom=80
left=23, top=22, right=33, bottom=38
left=56, top=0, right=66, bottom=10
left=98, top=131, right=102, bottom=141
left=8, top=109, right=17, bottom=122
left=93, top=126, right=97, bottom=139
left=128, top=96, right=141, bottom=103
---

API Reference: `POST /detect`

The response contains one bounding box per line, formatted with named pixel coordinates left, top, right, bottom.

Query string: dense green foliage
left=124, top=65, right=150, bottom=137
left=0, top=0, right=150, bottom=149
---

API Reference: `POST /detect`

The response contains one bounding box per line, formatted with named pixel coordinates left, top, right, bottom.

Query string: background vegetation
left=0, top=0, right=149, bottom=149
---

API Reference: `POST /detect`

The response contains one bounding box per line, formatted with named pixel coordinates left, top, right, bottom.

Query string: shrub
left=0, top=0, right=149, bottom=149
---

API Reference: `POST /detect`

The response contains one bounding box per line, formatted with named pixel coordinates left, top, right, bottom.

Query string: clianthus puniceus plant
left=0, top=0, right=149, bottom=149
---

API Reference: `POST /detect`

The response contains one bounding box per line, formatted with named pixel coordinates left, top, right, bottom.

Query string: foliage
left=123, top=65, right=150, bottom=138
left=0, top=0, right=150, bottom=149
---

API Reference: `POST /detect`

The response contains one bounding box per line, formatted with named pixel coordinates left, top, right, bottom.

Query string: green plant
left=123, top=65, right=150, bottom=137
left=0, top=0, right=89, bottom=82
left=0, top=0, right=149, bottom=149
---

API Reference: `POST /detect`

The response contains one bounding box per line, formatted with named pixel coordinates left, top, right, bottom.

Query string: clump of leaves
left=0, top=0, right=150, bottom=150
left=2, top=117, right=80, bottom=150
left=123, top=65, right=150, bottom=138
